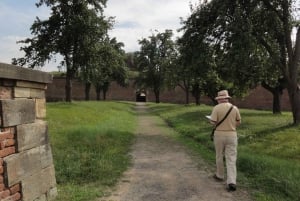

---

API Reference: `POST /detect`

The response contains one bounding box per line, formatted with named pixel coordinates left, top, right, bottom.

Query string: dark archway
left=136, top=90, right=146, bottom=102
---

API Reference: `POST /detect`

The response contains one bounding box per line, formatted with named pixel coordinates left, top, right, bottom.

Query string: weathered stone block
left=35, top=99, right=46, bottom=119
left=13, top=87, right=30, bottom=98
left=0, top=63, right=53, bottom=84
left=16, top=81, right=47, bottom=90
left=4, top=147, right=41, bottom=186
left=33, top=194, right=46, bottom=201
left=0, top=99, right=35, bottom=127
left=0, top=87, right=12, bottom=99
left=22, top=165, right=56, bottom=201
left=46, top=187, right=58, bottom=201
left=14, top=87, right=45, bottom=99
left=16, top=121, right=48, bottom=152
left=0, top=62, right=56, bottom=201
left=40, top=144, right=53, bottom=169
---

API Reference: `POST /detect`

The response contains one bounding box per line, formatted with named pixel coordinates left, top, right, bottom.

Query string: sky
left=0, top=0, right=199, bottom=72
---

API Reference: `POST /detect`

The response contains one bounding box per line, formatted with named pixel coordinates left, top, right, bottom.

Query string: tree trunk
left=154, top=89, right=160, bottom=103
left=179, top=81, right=190, bottom=105
left=96, top=87, right=101, bottom=100
left=103, top=90, right=107, bottom=100
left=85, top=82, right=91, bottom=101
left=292, top=90, right=300, bottom=125
left=272, top=90, right=281, bottom=114
left=191, top=83, right=201, bottom=105
left=185, top=88, right=190, bottom=104
left=65, top=70, right=72, bottom=102
left=261, top=82, right=283, bottom=114
left=282, top=4, right=300, bottom=124
left=289, top=27, right=300, bottom=124
left=194, top=93, right=200, bottom=105
left=64, top=54, right=74, bottom=102
left=287, top=83, right=300, bottom=125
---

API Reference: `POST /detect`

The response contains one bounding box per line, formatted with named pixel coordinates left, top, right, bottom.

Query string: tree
left=178, top=1, right=232, bottom=104
left=224, top=0, right=300, bottom=121
left=181, top=0, right=297, bottom=116
left=167, top=51, right=192, bottom=104
left=214, top=0, right=288, bottom=114
left=136, top=30, right=176, bottom=103
left=91, top=37, right=128, bottom=100
left=12, top=0, right=112, bottom=102
left=254, top=0, right=300, bottom=123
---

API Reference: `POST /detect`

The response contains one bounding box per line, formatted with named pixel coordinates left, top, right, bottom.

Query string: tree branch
left=261, top=0, right=284, bottom=21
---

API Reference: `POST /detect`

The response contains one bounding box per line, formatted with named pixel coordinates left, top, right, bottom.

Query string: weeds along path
left=100, top=103, right=251, bottom=201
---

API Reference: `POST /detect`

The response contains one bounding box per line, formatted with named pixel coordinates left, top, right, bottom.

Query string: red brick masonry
left=0, top=128, right=20, bottom=201
left=47, top=77, right=291, bottom=111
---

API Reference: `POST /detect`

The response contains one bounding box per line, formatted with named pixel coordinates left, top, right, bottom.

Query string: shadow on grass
left=239, top=124, right=295, bottom=144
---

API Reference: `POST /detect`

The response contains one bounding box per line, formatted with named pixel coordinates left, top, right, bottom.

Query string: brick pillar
left=0, top=63, right=57, bottom=201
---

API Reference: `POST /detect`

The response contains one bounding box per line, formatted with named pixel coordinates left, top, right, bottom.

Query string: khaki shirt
left=210, top=102, right=241, bottom=132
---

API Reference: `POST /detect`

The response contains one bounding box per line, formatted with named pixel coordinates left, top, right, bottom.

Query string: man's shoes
left=213, top=174, right=224, bottom=182
left=227, top=183, right=236, bottom=192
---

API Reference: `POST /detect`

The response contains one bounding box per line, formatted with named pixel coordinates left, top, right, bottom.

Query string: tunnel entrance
left=136, top=90, right=146, bottom=102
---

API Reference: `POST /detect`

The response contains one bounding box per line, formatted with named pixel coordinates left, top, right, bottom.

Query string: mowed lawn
left=148, top=103, right=300, bottom=201
left=46, top=101, right=300, bottom=201
left=46, top=101, right=137, bottom=201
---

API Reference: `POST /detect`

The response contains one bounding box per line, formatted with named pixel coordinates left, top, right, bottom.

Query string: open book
left=205, top=115, right=211, bottom=120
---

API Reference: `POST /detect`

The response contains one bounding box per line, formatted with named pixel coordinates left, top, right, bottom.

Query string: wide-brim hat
left=215, top=90, right=231, bottom=100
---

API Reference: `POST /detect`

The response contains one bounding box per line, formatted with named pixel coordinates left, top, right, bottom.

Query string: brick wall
left=0, top=63, right=57, bottom=201
left=47, top=76, right=291, bottom=111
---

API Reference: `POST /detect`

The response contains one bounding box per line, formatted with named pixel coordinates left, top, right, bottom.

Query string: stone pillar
left=0, top=63, right=57, bottom=201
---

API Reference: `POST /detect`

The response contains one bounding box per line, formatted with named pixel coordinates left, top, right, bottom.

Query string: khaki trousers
left=214, top=133, right=238, bottom=184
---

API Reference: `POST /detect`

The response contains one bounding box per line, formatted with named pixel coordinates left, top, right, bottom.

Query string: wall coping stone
left=0, top=63, right=52, bottom=84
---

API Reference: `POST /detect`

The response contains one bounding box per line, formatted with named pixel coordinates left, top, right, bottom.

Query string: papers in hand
left=205, top=115, right=211, bottom=120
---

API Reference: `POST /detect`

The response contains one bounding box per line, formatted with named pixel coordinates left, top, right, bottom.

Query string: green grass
left=46, top=101, right=300, bottom=200
left=46, top=101, right=137, bottom=201
left=147, top=103, right=300, bottom=201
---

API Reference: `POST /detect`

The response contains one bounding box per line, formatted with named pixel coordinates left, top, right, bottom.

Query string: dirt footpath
left=100, top=103, right=252, bottom=201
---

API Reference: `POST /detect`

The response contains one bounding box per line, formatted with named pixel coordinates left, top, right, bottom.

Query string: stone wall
left=47, top=76, right=291, bottom=111
left=0, top=63, right=57, bottom=201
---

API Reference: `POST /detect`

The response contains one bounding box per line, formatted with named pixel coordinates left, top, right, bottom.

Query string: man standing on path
left=209, top=90, right=241, bottom=192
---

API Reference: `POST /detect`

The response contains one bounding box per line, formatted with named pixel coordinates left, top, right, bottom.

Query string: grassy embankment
left=148, top=103, right=300, bottom=201
left=46, top=101, right=299, bottom=201
left=46, top=101, right=137, bottom=201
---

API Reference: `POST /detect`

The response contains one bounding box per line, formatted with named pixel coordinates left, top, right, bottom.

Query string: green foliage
left=177, top=0, right=300, bottom=116
left=46, top=101, right=136, bottom=201
left=136, top=30, right=176, bottom=103
left=148, top=102, right=300, bottom=201
left=13, top=0, right=111, bottom=69
left=89, top=37, right=129, bottom=100
left=13, top=0, right=114, bottom=102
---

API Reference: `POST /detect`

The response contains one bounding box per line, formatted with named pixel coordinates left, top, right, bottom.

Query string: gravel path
left=100, top=103, right=252, bottom=201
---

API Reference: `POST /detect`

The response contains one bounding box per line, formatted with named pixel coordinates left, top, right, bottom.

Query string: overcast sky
left=0, top=0, right=199, bottom=72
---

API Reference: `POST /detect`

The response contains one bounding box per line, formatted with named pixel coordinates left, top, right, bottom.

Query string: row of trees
left=12, top=0, right=128, bottom=102
left=12, top=0, right=300, bottom=124
left=134, top=0, right=300, bottom=125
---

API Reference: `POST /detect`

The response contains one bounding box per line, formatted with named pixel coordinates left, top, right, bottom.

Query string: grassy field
left=46, top=101, right=300, bottom=201
left=46, top=101, right=137, bottom=201
left=148, top=103, right=300, bottom=201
